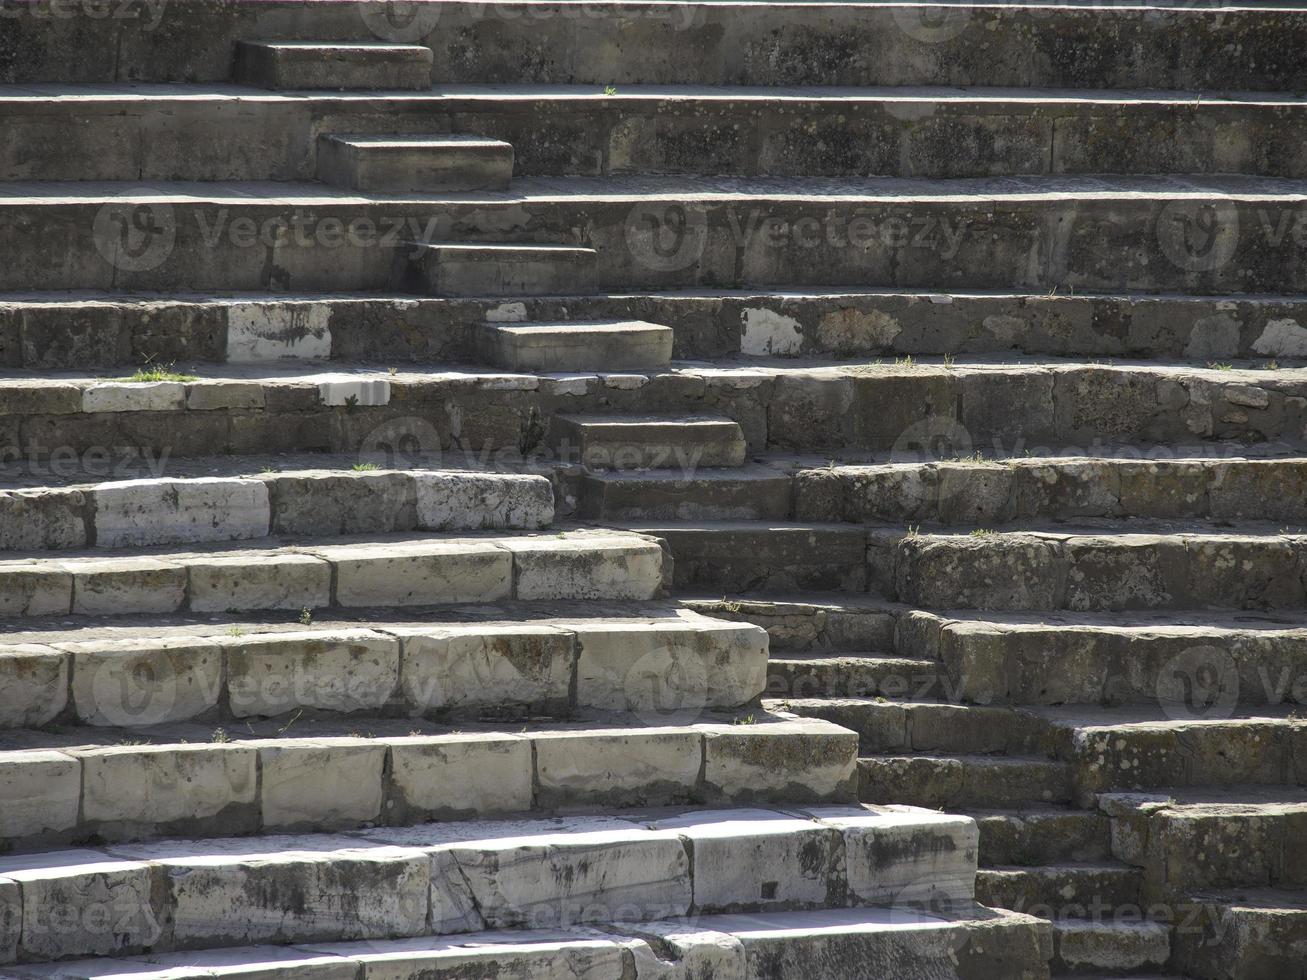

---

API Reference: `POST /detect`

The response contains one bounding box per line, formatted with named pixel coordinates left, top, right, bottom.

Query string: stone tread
left=0, top=903, right=1050, bottom=979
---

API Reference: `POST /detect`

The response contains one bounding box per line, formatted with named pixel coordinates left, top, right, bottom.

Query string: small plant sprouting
left=1207, top=362, right=1234, bottom=372
left=226, top=626, right=246, bottom=637
left=969, top=528, right=996, bottom=537
left=732, top=713, right=757, bottom=725
left=352, top=462, right=380, bottom=472
left=344, top=394, right=360, bottom=409
left=906, top=524, right=921, bottom=537
left=299, top=607, right=314, bottom=626
left=118, top=364, right=198, bottom=383
left=211, top=728, right=231, bottom=743
left=604, top=84, right=618, bottom=96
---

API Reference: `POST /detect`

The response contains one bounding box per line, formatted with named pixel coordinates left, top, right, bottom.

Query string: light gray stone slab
left=82, top=382, right=185, bottom=413
left=317, top=540, right=512, bottom=607
left=412, top=471, right=553, bottom=531
left=500, top=535, right=663, bottom=601
left=532, top=727, right=703, bottom=807
left=63, top=636, right=222, bottom=727
left=93, top=478, right=270, bottom=548
left=0, top=645, right=68, bottom=728
left=77, top=744, right=257, bottom=828
left=187, top=553, right=331, bottom=613
left=225, top=630, right=399, bottom=718
left=386, top=734, right=534, bottom=820
left=258, top=739, right=386, bottom=830
left=0, top=750, right=80, bottom=839
left=66, top=558, right=186, bottom=616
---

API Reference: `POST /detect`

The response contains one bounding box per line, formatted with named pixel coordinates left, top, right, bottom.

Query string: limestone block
left=67, top=557, right=186, bottom=616
left=500, top=534, right=663, bottom=600
left=78, top=743, right=257, bottom=829
left=532, top=727, right=703, bottom=808
left=334, top=932, right=633, bottom=980
left=187, top=552, right=331, bottom=612
left=0, top=750, right=80, bottom=839
left=394, top=623, right=574, bottom=716
left=700, top=718, right=858, bottom=803
left=264, top=471, right=414, bottom=536
left=93, top=478, right=270, bottom=548
left=65, top=635, right=222, bottom=726
left=0, top=488, right=87, bottom=550
left=896, top=534, right=1064, bottom=610
left=120, top=838, right=429, bottom=948
left=319, top=540, right=512, bottom=607
left=413, top=471, right=553, bottom=531
left=571, top=619, right=767, bottom=716
left=226, top=629, right=399, bottom=718
left=185, top=381, right=265, bottom=411
left=806, top=804, right=978, bottom=904
left=0, top=564, right=72, bottom=616
left=653, top=809, right=840, bottom=913
left=0, top=645, right=68, bottom=727
left=0, top=382, right=80, bottom=415
left=1063, top=535, right=1187, bottom=610
left=258, top=738, right=386, bottom=829
left=82, top=381, right=185, bottom=413
left=225, top=302, right=332, bottom=362
left=443, top=821, right=691, bottom=929
left=385, top=733, right=533, bottom=820
left=0, top=850, right=159, bottom=959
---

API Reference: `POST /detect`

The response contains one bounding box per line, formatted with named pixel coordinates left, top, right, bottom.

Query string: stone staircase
left=2, top=0, right=1307, bottom=977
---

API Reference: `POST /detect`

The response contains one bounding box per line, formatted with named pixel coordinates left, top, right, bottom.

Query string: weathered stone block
left=258, top=739, right=386, bottom=830
left=503, top=535, right=663, bottom=600
left=413, top=471, right=553, bottom=531
left=533, top=727, right=703, bottom=808
left=68, top=557, right=186, bottom=615
left=0, top=564, right=72, bottom=616
left=394, top=623, right=574, bottom=716
left=187, top=553, right=332, bottom=612
left=319, top=540, right=512, bottom=606
left=700, top=719, right=858, bottom=803
left=82, top=381, right=185, bottom=413
left=226, top=629, right=399, bottom=718
left=78, top=743, right=257, bottom=831
left=0, top=489, right=87, bottom=550
left=93, top=478, right=270, bottom=547
left=0, top=750, right=80, bottom=839
left=0, top=645, right=68, bottom=728
left=386, top=733, right=534, bottom=820
left=64, top=635, right=222, bottom=727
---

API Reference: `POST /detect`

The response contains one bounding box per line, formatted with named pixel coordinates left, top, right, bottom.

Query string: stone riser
left=0, top=531, right=664, bottom=618
left=976, top=865, right=1144, bottom=920
left=9, top=188, right=1307, bottom=295
left=4, top=363, right=1298, bottom=466
left=0, top=804, right=960, bottom=964
left=0, top=617, right=768, bottom=730
left=0, top=904, right=1054, bottom=980
left=0, top=470, right=552, bottom=552
left=3, top=0, right=1302, bottom=91
left=904, top=613, right=1307, bottom=708
left=9, top=93, right=1307, bottom=181
left=0, top=716, right=858, bottom=849
left=880, top=531, right=1307, bottom=612
left=1170, top=896, right=1307, bottom=980
left=858, top=755, right=1074, bottom=810
left=8, top=291, right=1307, bottom=371
left=974, top=809, right=1113, bottom=867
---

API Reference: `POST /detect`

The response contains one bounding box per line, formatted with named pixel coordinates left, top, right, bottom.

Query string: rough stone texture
left=68, top=557, right=187, bottom=616
left=0, top=750, right=80, bottom=840
left=258, top=739, right=387, bottom=830
left=533, top=727, right=704, bottom=808
left=386, top=733, right=534, bottom=821
left=700, top=718, right=859, bottom=804
left=413, top=472, right=553, bottom=531
left=91, top=478, right=270, bottom=547
left=225, top=630, right=399, bottom=719
left=0, top=645, right=67, bottom=728
left=318, top=540, right=513, bottom=607
left=187, top=553, right=332, bottom=612
left=64, top=635, right=222, bottom=727
left=503, top=535, right=664, bottom=601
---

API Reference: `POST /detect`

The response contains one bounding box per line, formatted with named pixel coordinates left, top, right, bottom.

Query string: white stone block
left=187, top=552, right=332, bottom=612
left=317, top=540, right=512, bottom=607
left=226, top=629, right=399, bottom=719
left=226, top=302, right=333, bottom=362
left=0, top=750, right=80, bottom=839
left=63, top=635, right=222, bottom=727
left=93, top=478, right=270, bottom=548
left=0, top=564, right=72, bottom=616
left=532, top=727, right=703, bottom=807
left=78, top=744, right=257, bottom=828
left=385, top=733, right=533, bottom=819
left=394, top=623, right=574, bottom=715
left=66, top=557, right=186, bottom=616
left=499, top=534, right=663, bottom=600
left=0, top=645, right=68, bottom=728
left=412, top=472, right=553, bottom=531
left=82, top=382, right=185, bottom=413
left=316, top=376, right=390, bottom=406
left=258, top=739, right=386, bottom=829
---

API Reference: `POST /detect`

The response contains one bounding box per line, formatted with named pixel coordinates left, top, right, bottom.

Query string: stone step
left=316, top=134, right=514, bottom=194
left=631, top=522, right=871, bottom=593
left=971, top=807, right=1113, bottom=866
left=977, top=864, right=1144, bottom=920
left=1099, top=788, right=1307, bottom=898
left=400, top=242, right=598, bottom=297
left=1033, top=707, right=1307, bottom=803
left=1051, top=918, right=1172, bottom=974
left=770, top=698, right=1051, bottom=756
left=13, top=175, right=1307, bottom=295
left=901, top=609, right=1307, bottom=708
left=1170, top=888, right=1307, bottom=980
left=13, top=2, right=1303, bottom=91
left=0, top=609, right=768, bottom=731
left=858, top=754, right=1075, bottom=809
left=14, top=84, right=1307, bottom=183
left=580, top=463, right=792, bottom=521
left=0, top=803, right=972, bottom=965
left=233, top=41, right=433, bottom=91
left=8, top=289, right=1307, bottom=370
left=0, top=903, right=1053, bottom=979
left=555, top=415, right=748, bottom=471
left=767, top=652, right=945, bottom=702
left=797, top=455, right=1307, bottom=526
left=0, top=713, right=858, bottom=849
left=880, top=528, right=1307, bottom=612
left=0, top=467, right=553, bottom=552
left=682, top=594, right=899, bottom=654
left=478, top=319, right=673, bottom=372
left=0, top=529, right=663, bottom=619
